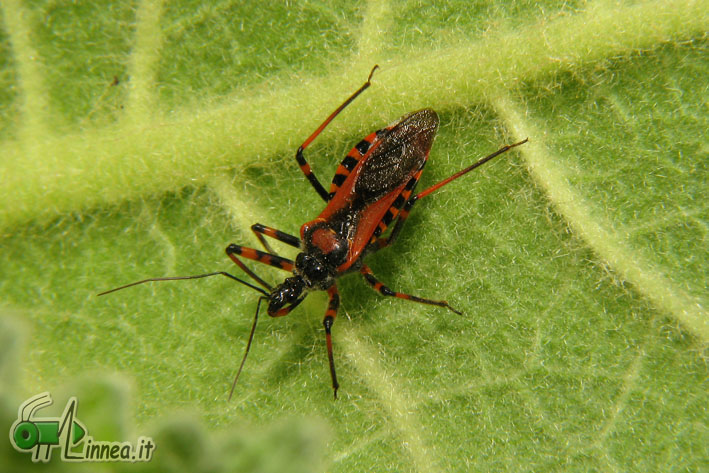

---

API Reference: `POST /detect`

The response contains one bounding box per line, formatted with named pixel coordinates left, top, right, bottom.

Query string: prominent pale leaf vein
left=491, top=92, right=708, bottom=342
left=2, top=0, right=706, bottom=230
left=1, top=0, right=48, bottom=138
left=342, top=325, right=440, bottom=473
left=125, top=0, right=166, bottom=122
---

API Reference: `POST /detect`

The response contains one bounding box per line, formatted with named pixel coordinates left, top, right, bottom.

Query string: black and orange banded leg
left=296, top=65, right=378, bottom=202
left=250, top=223, right=301, bottom=254
left=368, top=173, right=422, bottom=251
left=323, top=285, right=340, bottom=399
left=360, top=265, right=462, bottom=315
left=370, top=139, right=528, bottom=251
left=415, top=138, right=528, bottom=200
left=370, top=194, right=419, bottom=251
left=225, top=244, right=294, bottom=291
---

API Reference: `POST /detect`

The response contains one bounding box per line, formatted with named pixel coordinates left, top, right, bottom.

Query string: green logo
left=9, top=392, right=155, bottom=463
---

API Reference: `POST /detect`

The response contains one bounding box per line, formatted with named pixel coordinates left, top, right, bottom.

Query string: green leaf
left=0, top=1, right=706, bottom=472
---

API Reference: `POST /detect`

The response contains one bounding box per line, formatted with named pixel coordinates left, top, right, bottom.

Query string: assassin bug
left=99, top=65, right=527, bottom=399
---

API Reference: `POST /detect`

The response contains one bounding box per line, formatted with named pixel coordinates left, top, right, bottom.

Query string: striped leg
left=360, top=265, right=462, bottom=315
left=225, top=244, right=294, bottom=291
left=323, top=285, right=341, bottom=399
left=415, top=139, right=528, bottom=200
left=366, top=167, right=424, bottom=252
left=370, top=139, right=528, bottom=252
left=250, top=223, right=301, bottom=254
left=370, top=194, right=419, bottom=251
left=296, top=66, right=378, bottom=202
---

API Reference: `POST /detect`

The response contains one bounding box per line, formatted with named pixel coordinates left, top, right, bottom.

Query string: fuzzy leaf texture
left=0, top=1, right=707, bottom=472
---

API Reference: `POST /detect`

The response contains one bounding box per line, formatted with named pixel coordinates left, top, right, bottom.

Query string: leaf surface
left=0, top=1, right=706, bottom=471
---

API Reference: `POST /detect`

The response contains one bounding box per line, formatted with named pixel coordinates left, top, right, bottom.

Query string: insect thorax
left=297, top=218, right=355, bottom=289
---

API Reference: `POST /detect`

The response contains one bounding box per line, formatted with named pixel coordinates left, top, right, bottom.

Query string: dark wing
left=354, top=109, right=438, bottom=205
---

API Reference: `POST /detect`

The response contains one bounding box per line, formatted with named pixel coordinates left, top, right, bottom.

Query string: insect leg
left=226, top=244, right=294, bottom=291
left=360, top=265, right=462, bottom=315
left=369, top=195, right=418, bottom=251
left=370, top=139, right=528, bottom=251
left=323, top=285, right=341, bottom=399
left=415, top=138, right=528, bottom=200
left=367, top=172, right=423, bottom=251
left=250, top=223, right=301, bottom=254
left=296, top=65, right=378, bottom=202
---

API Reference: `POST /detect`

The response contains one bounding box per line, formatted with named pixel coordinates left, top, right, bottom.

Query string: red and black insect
left=100, top=66, right=527, bottom=399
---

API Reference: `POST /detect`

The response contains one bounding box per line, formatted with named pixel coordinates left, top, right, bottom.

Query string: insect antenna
left=99, top=272, right=272, bottom=401
left=97, top=271, right=270, bottom=297
left=228, top=296, right=266, bottom=401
